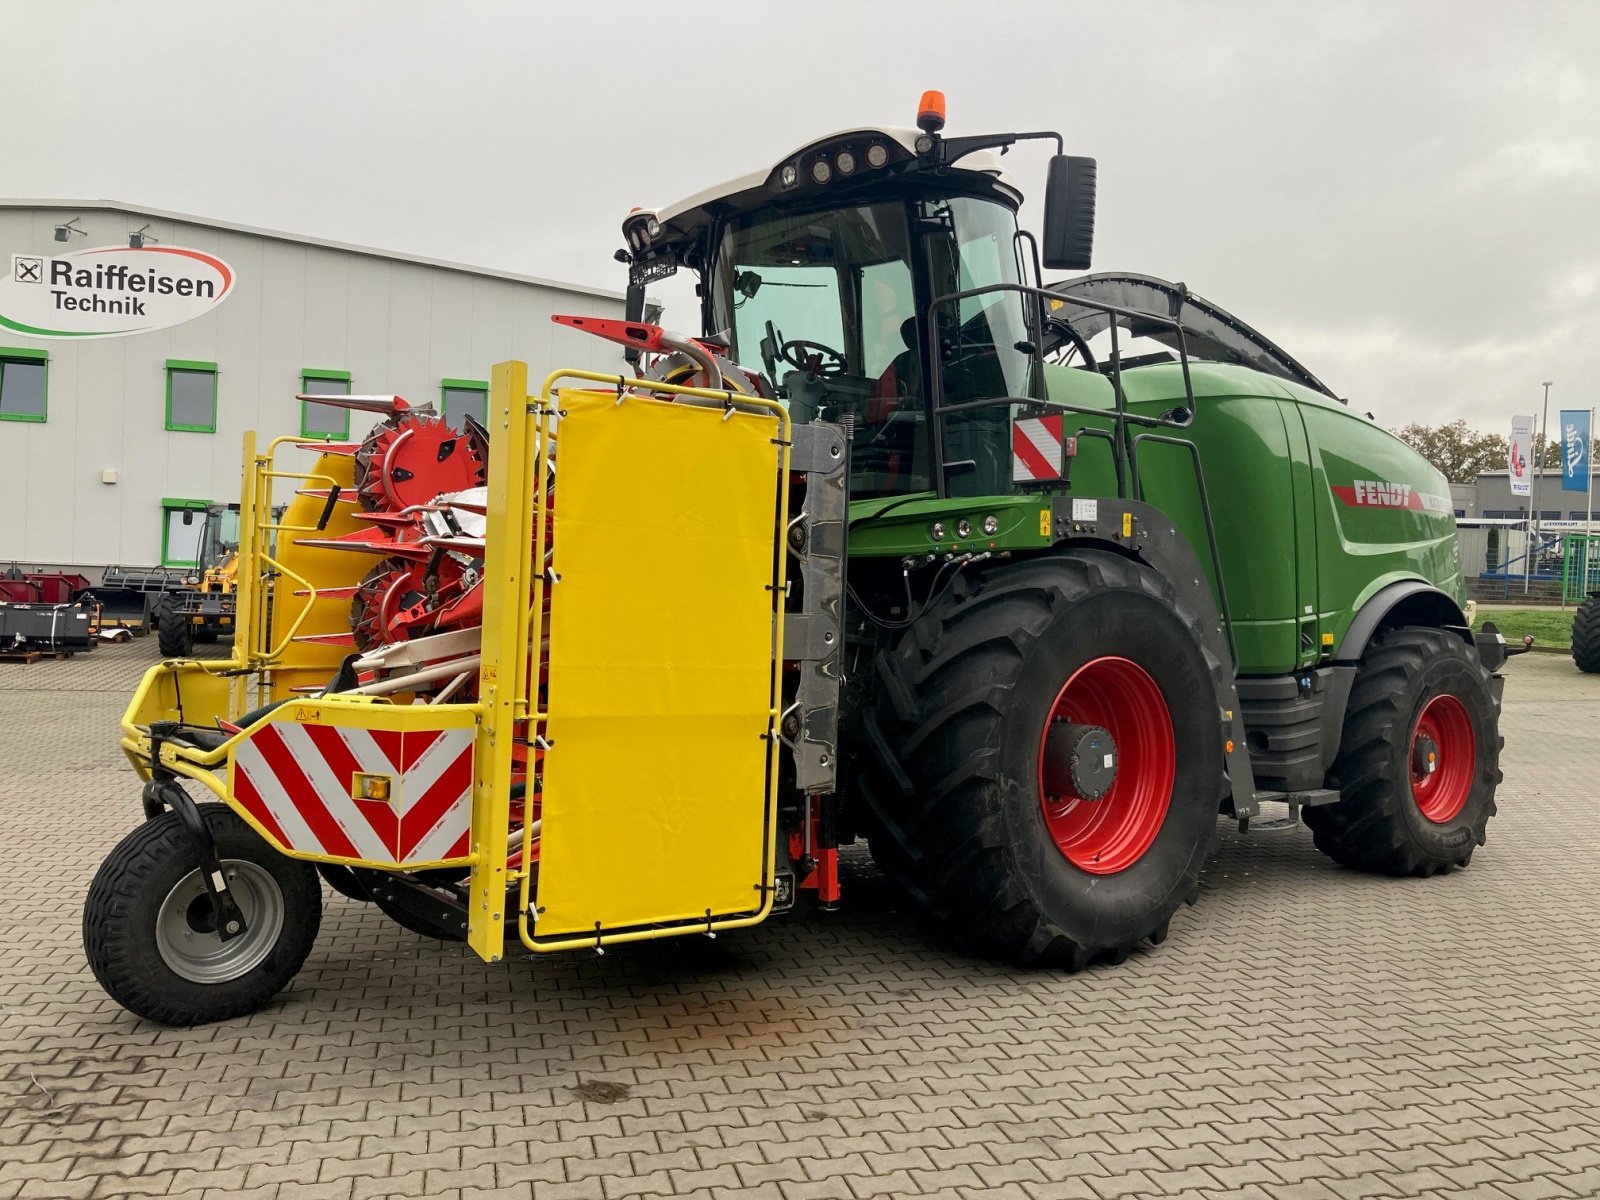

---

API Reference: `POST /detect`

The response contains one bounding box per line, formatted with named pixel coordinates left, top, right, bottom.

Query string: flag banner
left=1561, top=410, right=1590, bottom=493
left=1510, top=414, right=1534, bottom=497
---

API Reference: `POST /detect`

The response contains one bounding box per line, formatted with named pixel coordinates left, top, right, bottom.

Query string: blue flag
left=1561, top=409, right=1590, bottom=492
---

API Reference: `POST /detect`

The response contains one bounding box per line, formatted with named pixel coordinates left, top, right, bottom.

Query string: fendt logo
left=0, top=245, right=234, bottom=339
left=1331, top=479, right=1451, bottom=514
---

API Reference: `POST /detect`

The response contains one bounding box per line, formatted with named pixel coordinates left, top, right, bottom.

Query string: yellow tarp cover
left=534, top=391, right=783, bottom=938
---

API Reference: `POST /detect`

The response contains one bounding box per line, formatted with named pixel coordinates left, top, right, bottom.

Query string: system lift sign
left=1, top=245, right=234, bottom=339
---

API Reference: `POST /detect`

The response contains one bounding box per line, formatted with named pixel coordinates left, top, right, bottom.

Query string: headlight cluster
left=778, top=140, right=895, bottom=190
left=623, top=213, right=662, bottom=252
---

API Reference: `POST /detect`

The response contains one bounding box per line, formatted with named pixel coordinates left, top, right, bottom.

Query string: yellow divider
left=532, top=390, right=785, bottom=941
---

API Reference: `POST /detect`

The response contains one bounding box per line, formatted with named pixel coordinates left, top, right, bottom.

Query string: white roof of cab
left=640, top=126, right=1018, bottom=234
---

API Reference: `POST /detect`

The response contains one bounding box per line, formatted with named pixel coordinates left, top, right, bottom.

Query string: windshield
left=715, top=201, right=923, bottom=498
left=711, top=195, right=1036, bottom=499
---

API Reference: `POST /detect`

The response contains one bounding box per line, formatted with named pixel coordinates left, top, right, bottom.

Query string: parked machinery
left=85, top=96, right=1515, bottom=1024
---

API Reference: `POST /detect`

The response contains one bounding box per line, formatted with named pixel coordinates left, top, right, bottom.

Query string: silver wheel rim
left=155, top=860, right=285, bottom=984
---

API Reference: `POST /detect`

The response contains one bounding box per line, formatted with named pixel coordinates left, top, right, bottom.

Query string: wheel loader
left=84, top=94, right=1518, bottom=1025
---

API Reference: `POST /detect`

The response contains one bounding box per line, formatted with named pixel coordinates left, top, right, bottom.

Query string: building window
left=301, top=369, right=351, bottom=439
left=0, top=347, right=48, bottom=422
left=166, top=359, right=218, bottom=432
left=440, top=378, right=488, bottom=430
left=161, top=498, right=212, bottom=568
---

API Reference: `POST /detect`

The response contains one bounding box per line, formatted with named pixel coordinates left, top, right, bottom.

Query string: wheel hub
left=1036, top=656, right=1176, bottom=875
left=156, top=859, right=285, bottom=984
left=1042, top=721, right=1118, bottom=801
left=1409, top=693, right=1475, bottom=824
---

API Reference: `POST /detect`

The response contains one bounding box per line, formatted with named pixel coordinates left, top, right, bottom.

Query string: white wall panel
left=0, top=204, right=623, bottom=571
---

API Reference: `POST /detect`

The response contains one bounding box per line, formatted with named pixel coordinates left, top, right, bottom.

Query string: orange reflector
left=917, top=89, right=946, bottom=132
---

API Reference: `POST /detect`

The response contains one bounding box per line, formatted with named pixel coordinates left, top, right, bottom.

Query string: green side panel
left=842, top=358, right=1463, bottom=678
left=1296, top=402, right=1464, bottom=650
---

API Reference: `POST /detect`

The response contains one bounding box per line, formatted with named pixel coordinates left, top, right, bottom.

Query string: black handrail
left=922, top=278, right=1234, bottom=658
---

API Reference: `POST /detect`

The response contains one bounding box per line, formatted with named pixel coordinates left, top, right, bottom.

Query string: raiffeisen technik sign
left=0, top=245, right=234, bottom=338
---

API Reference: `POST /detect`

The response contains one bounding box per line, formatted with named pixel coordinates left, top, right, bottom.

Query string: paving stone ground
left=2, top=638, right=1598, bottom=1200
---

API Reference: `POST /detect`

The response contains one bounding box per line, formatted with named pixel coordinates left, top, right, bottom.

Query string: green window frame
left=0, top=346, right=49, bottom=423
left=161, top=497, right=212, bottom=568
left=440, top=377, right=488, bottom=431
left=165, top=358, right=218, bottom=433
left=300, top=368, right=352, bottom=440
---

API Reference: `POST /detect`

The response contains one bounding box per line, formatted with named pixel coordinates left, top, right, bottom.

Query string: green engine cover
left=846, top=360, right=1462, bottom=677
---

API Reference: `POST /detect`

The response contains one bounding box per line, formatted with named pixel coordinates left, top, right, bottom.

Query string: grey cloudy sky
left=5, top=0, right=1596, bottom=431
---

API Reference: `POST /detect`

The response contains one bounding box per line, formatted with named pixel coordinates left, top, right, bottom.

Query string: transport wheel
left=83, top=805, right=322, bottom=1025
left=1574, top=594, right=1600, bottom=673
left=854, top=549, right=1223, bottom=969
left=155, top=598, right=194, bottom=657
left=1305, top=627, right=1501, bottom=876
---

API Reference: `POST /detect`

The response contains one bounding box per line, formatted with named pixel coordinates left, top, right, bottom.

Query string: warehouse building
left=0, top=200, right=625, bottom=574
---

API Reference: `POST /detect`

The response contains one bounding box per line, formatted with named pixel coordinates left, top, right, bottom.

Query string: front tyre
left=83, top=805, right=322, bottom=1025
left=155, top=598, right=194, bottom=657
left=1574, top=593, right=1600, bottom=673
left=855, top=550, right=1224, bottom=968
left=1305, top=627, right=1501, bottom=876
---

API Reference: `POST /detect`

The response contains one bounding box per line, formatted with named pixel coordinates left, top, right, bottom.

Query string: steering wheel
left=780, top=338, right=849, bottom=378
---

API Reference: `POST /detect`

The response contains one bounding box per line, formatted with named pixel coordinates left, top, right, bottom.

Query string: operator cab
left=617, top=94, right=1098, bottom=500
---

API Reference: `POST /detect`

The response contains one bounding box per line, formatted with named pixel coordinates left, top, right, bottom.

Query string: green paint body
left=844, top=361, right=1461, bottom=676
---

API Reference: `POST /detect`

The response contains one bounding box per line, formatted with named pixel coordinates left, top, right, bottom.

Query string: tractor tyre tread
left=1304, top=627, right=1499, bottom=877
left=1573, top=595, right=1600, bottom=673
left=155, top=598, right=194, bottom=658
left=852, top=550, right=1222, bottom=970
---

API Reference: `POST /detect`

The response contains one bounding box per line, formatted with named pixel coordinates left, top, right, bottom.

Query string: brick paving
left=3, top=638, right=1599, bottom=1199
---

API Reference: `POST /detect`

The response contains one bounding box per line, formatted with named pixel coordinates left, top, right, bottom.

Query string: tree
left=1392, top=419, right=1559, bottom=483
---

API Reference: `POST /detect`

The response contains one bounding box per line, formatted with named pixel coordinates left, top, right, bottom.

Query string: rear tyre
left=1305, top=627, right=1500, bottom=876
left=1574, top=594, right=1600, bottom=673
left=83, top=805, right=322, bottom=1025
left=155, top=598, right=194, bottom=657
left=853, top=550, right=1223, bottom=969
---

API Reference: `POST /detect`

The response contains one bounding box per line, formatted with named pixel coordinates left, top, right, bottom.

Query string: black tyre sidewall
left=993, top=588, right=1222, bottom=948
left=84, top=806, right=321, bottom=1025
left=1374, top=642, right=1497, bottom=861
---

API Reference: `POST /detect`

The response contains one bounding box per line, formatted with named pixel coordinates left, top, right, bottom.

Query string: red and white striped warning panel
left=1013, top=414, right=1067, bottom=482
left=230, top=719, right=475, bottom=865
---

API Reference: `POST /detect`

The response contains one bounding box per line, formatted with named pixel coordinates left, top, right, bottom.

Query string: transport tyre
left=1574, top=594, right=1600, bottom=673
left=853, top=550, right=1223, bottom=968
left=155, top=598, right=194, bottom=658
left=83, top=805, right=322, bottom=1026
left=1305, top=627, right=1501, bottom=876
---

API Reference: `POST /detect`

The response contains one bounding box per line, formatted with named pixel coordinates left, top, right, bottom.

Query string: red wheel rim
left=1037, top=656, right=1175, bottom=875
left=1410, top=693, right=1475, bottom=823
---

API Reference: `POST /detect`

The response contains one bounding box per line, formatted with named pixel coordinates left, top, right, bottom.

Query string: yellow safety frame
left=119, top=362, right=791, bottom=965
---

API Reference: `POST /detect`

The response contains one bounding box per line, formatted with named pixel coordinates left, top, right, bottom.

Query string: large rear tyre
left=852, top=550, right=1224, bottom=969
left=155, top=598, right=194, bottom=658
left=1305, top=627, right=1500, bottom=876
left=83, top=805, right=322, bottom=1025
left=1574, top=594, right=1600, bottom=673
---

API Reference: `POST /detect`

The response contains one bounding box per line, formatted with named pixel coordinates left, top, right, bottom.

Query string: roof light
left=982, top=514, right=999, bottom=536
left=956, top=519, right=972, bottom=539
left=810, top=158, right=832, bottom=185
left=645, top=216, right=661, bottom=239
left=917, top=89, right=946, bottom=134
left=866, top=142, right=889, bottom=169
left=915, top=134, right=935, bottom=155
left=836, top=149, right=857, bottom=175
left=779, top=163, right=799, bottom=188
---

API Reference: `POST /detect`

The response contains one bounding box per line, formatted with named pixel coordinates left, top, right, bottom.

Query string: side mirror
left=181, top=510, right=195, bottom=526
left=1041, top=155, right=1096, bottom=272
